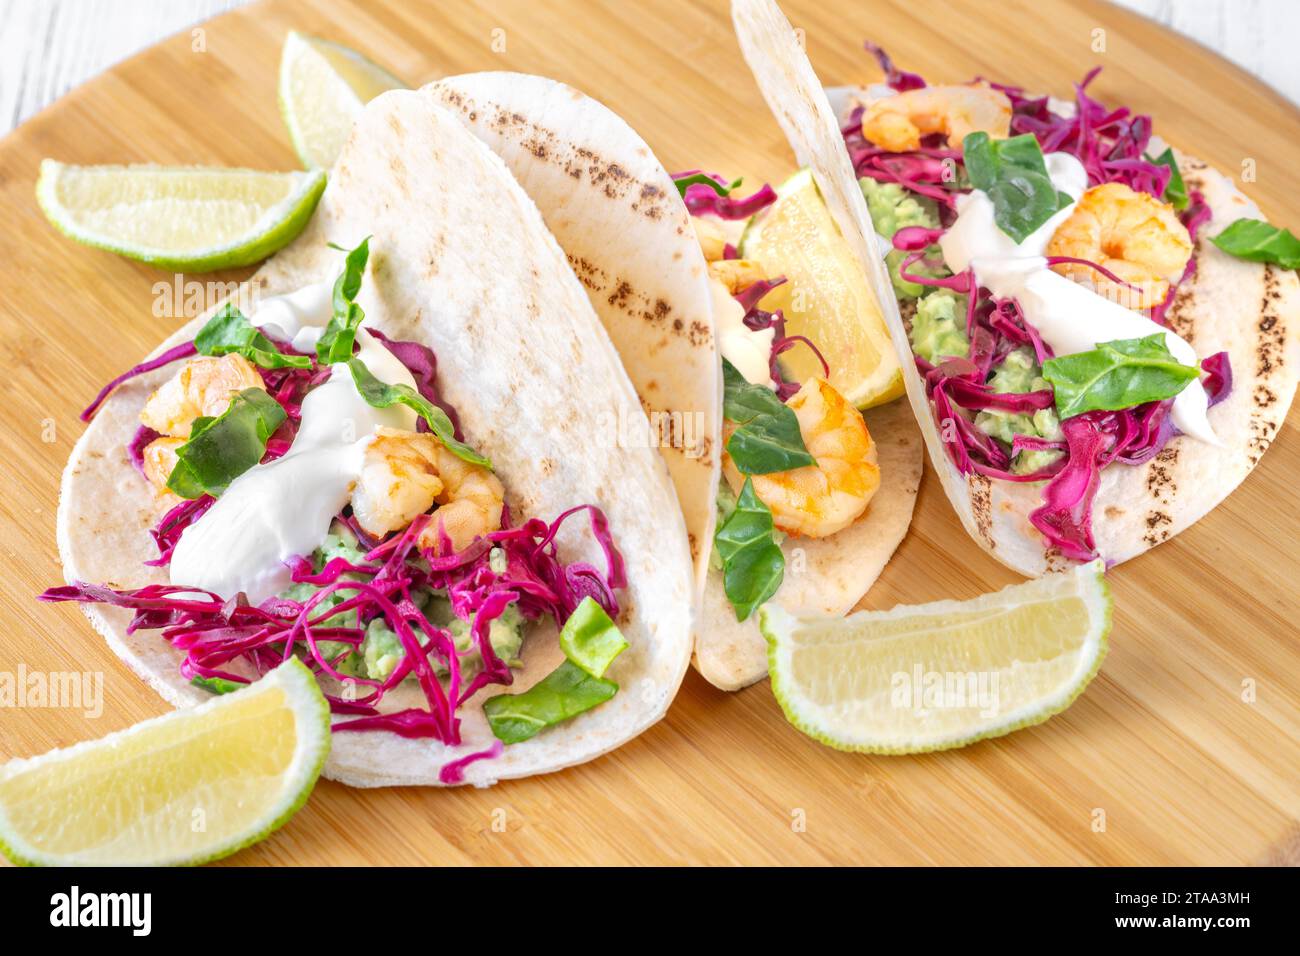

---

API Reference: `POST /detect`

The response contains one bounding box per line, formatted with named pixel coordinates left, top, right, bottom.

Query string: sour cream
left=711, top=279, right=775, bottom=387
left=170, top=284, right=418, bottom=603
left=938, top=152, right=1218, bottom=445
left=249, top=281, right=333, bottom=352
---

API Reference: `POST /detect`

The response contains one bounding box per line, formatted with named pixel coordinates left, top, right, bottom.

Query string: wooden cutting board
left=0, top=0, right=1296, bottom=866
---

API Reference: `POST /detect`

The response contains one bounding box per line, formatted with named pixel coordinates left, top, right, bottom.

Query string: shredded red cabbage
left=1201, top=352, right=1232, bottom=407
left=368, top=328, right=464, bottom=441
left=41, top=504, right=627, bottom=753
left=438, top=740, right=505, bottom=784
left=862, top=40, right=926, bottom=92
left=734, top=277, right=829, bottom=400
left=144, top=496, right=214, bottom=567
left=128, top=425, right=159, bottom=477
left=81, top=341, right=198, bottom=421
left=672, top=170, right=778, bottom=220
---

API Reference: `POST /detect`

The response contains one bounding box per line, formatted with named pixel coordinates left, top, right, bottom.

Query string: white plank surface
left=0, top=0, right=248, bottom=133
left=0, top=1, right=1297, bottom=134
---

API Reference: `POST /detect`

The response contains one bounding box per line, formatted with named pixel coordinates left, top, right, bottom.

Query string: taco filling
left=674, top=171, right=890, bottom=622
left=838, top=52, right=1233, bottom=561
left=40, top=238, right=631, bottom=780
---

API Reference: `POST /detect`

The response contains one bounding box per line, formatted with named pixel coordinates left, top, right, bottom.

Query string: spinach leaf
left=714, top=478, right=784, bottom=622
left=672, top=173, right=742, bottom=198
left=195, top=303, right=312, bottom=369
left=1210, top=218, right=1300, bottom=270
left=1146, top=147, right=1187, bottom=210
left=1042, top=334, right=1200, bottom=419
left=481, top=598, right=629, bottom=745
left=166, top=388, right=286, bottom=498
left=557, top=596, right=628, bottom=678
left=191, top=675, right=244, bottom=695
left=316, top=237, right=371, bottom=364
left=345, top=358, right=491, bottom=469
left=962, top=132, right=1071, bottom=243
left=483, top=661, right=619, bottom=744
left=722, top=359, right=815, bottom=474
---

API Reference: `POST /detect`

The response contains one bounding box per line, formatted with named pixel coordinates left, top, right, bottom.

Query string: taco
left=733, top=0, right=1298, bottom=576
left=40, top=90, right=695, bottom=787
left=426, top=73, right=922, bottom=690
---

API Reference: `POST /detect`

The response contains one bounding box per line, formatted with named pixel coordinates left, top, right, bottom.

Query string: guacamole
left=280, top=527, right=526, bottom=681
left=973, top=347, right=1064, bottom=475
left=859, top=177, right=946, bottom=299
left=908, top=289, right=970, bottom=366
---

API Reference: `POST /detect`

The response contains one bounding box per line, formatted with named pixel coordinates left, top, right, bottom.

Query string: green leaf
left=166, top=388, right=286, bottom=499
left=1210, top=218, right=1300, bottom=270
left=194, top=303, right=312, bottom=369
left=1042, top=334, right=1201, bottom=419
left=316, top=237, right=371, bottom=365
left=557, top=596, right=628, bottom=678
left=191, top=675, right=244, bottom=695
left=714, top=478, right=784, bottom=622
left=345, top=358, right=491, bottom=469
left=1146, top=147, right=1187, bottom=211
left=722, top=359, right=815, bottom=474
left=483, top=660, right=618, bottom=744
left=962, top=132, right=1071, bottom=243
left=672, top=173, right=736, bottom=199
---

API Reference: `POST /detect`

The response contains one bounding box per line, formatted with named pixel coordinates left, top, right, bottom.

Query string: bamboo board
left=0, top=0, right=1297, bottom=865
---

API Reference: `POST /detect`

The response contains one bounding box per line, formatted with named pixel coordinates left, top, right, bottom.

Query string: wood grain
left=0, top=0, right=1296, bottom=866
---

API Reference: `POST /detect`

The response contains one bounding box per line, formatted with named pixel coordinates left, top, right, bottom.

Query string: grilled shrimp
left=708, top=258, right=768, bottom=294
left=350, top=427, right=505, bottom=552
left=351, top=428, right=445, bottom=539
left=722, top=378, right=880, bottom=538
left=141, top=435, right=184, bottom=494
left=860, top=83, right=1011, bottom=152
left=1047, top=182, right=1192, bottom=310
left=418, top=443, right=505, bottom=554
left=140, top=354, right=265, bottom=438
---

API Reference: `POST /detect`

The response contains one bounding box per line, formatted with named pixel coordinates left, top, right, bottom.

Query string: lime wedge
left=279, top=30, right=405, bottom=170
left=739, top=168, right=904, bottom=409
left=761, top=561, right=1111, bottom=753
left=36, top=160, right=326, bottom=271
left=0, top=658, right=329, bottom=866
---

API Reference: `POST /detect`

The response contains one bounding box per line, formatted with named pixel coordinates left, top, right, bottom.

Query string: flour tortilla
left=699, top=398, right=921, bottom=689
left=425, top=73, right=721, bottom=600
left=734, top=0, right=1299, bottom=577
left=56, top=91, right=694, bottom=787
left=423, top=70, right=920, bottom=689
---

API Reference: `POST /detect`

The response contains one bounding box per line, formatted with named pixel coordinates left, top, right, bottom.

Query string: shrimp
left=141, top=436, right=184, bottom=494
left=350, top=428, right=445, bottom=539
left=418, top=443, right=505, bottom=554
left=722, top=378, right=880, bottom=538
left=349, top=427, right=505, bottom=553
left=140, top=353, right=265, bottom=438
left=708, top=257, right=768, bottom=295
left=1047, top=182, right=1192, bottom=310
left=860, top=83, right=1011, bottom=152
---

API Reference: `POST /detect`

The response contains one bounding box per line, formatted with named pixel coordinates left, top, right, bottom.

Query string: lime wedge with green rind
left=279, top=30, right=405, bottom=170
left=0, top=657, right=329, bottom=866
left=36, top=160, right=326, bottom=272
left=761, top=561, right=1111, bottom=754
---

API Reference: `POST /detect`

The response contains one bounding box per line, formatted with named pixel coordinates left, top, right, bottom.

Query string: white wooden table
left=1, top=0, right=1298, bottom=138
